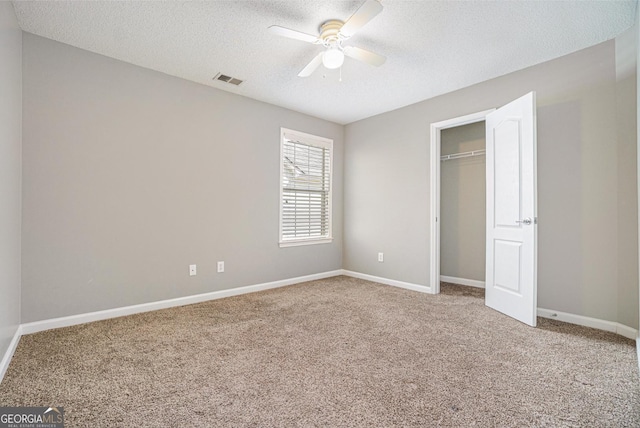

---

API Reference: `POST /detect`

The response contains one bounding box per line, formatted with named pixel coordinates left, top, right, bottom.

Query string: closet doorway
left=440, top=121, right=487, bottom=289
left=429, top=109, right=494, bottom=295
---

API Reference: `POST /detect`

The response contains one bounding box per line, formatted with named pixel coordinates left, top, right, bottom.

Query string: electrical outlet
left=378, top=252, right=384, bottom=262
left=217, top=261, right=225, bottom=273
left=189, top=264, right=197, bottom=276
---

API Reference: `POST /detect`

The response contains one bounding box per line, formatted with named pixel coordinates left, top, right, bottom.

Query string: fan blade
left=268, top=25, right=319, bottom=44
left=339, top=0, right=383, bottom=38
left=298, top=52, right=324, bottom=77
left=343, top=46, right=386, bottom=66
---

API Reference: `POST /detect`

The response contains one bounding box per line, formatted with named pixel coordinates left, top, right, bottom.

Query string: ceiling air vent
left=213, top=73, right=243, bottom=86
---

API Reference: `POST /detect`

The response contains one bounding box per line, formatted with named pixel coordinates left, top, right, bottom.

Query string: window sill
left=279, top=238, right=333, bottom=248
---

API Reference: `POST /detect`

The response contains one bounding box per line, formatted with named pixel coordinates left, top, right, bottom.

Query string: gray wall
left=440, top=122, right=485, bottom=282
left=344, top=38, right=638, bottom=329
left=637, top=0, right=640, bottom=338
left=0, top=3, right=22, bottom=359
left=615, top=23, right=639, bottom=331
left=21, top=34, right=343, bottom=323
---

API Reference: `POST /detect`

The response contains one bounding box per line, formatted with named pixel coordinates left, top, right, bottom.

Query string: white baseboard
left=342, top=270, right=433, bottom=294
left=21, top=270, right=343, bottom=335
left=0, top=325, right=22, bottom=384
left=440, top=275, right=485, bottom=289
left=617, top=323, right=640, bottom=341
left=537, top=308, right=638, bottom=340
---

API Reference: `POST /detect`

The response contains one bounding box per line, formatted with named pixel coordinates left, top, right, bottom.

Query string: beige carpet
left=0, top=276, right=638, bottom=427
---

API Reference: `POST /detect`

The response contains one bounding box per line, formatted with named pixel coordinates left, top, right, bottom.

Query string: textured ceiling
left=11, top=0, right=638, bottom=124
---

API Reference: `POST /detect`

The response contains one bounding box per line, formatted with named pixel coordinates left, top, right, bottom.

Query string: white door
left=485, top=92, right=537, bottom=326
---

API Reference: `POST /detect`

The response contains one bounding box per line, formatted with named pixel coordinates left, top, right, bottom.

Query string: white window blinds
left=280, top=129, right=332, bottom=246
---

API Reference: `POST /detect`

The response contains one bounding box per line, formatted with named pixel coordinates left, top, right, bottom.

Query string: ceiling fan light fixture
left=322, top=47, right=344, bottom=69
left=272, top=0, right=386, bottom=77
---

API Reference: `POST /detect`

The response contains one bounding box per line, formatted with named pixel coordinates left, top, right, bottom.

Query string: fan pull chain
left=339, top=66, right=342, bottom=83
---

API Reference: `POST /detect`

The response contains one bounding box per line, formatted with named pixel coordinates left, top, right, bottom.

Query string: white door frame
left=429, top=109, right=495, bottom=294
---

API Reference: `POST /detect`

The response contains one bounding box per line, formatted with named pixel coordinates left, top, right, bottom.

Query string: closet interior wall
left=440, top=122, right=486, bottom=285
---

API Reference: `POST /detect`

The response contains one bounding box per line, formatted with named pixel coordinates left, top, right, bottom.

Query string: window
left=279, top=128, right=333, bottom=247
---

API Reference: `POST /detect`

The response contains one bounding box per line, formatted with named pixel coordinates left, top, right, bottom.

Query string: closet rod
left=440, top=149, right=486, bottom=161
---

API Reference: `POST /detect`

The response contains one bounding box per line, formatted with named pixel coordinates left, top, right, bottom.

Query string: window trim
left=279, top=127, right=333, bottom=248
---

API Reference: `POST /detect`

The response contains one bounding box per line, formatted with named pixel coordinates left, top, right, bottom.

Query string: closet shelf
left=440, top=149, right=485, bottom=161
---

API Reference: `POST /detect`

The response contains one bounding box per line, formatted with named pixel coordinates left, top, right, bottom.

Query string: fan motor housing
left=319, top=20, right=344, bottom=45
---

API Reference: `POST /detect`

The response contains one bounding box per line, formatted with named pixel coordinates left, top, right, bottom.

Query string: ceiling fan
left=269, top=0, right=386, bottom=77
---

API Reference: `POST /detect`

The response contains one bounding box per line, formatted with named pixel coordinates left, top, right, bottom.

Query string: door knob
left=516, top=218, right=532, bottom=225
